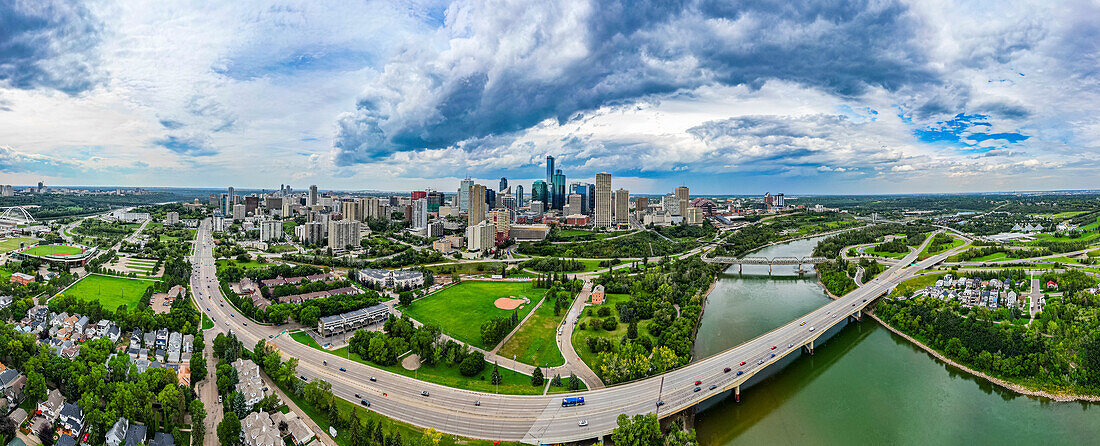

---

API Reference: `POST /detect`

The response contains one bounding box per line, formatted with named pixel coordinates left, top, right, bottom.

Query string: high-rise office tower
left=468, top=184, right=486, bottom=225
left=515, top=185, right=524, bottom=207
left=675, top=186, right=689, bottom=203
left=499, top=177, right=508, bottom=192
left=459, top=178, right=474, bottom=212
left=546, top=156, right=555, bottom=184
left=532, top=181, right=548, bottom=205
left=634, top=196, right=649, bottom=219
left=328, top=219, right=362, bottom=250
left=594, top=172, right=612, bottom=227
left=308, top=185, right=318, bottom=206
left=615, top=189, right=630, bottom=225
left=552, top=169, right=566, bottom=210
left=426, top=191, right=444, bottom=212
left=565, top=193, right=583, bottom=216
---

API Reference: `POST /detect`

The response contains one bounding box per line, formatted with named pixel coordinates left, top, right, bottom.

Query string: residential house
left=242, top=412, right=281, bottom=446
left=38, top=389, right=64, bottom=421
left=123, top=424, right=148, bottom=446
left=58, top=402, right=85, bottom=436
left=0, top=369, right=26, bottom=410
left=233, top=358, right=266, bottom=408
left=105, top=418, right=129, bottom=446
left=150, top=432, right=175, bottom=446
left=272, top=411, right=315, bottom=445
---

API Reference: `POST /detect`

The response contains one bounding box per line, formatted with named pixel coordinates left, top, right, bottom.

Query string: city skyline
left=2, top=1, right=1099, bottom=194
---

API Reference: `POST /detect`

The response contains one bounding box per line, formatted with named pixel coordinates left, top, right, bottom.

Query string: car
left=739, top=361, right=746, bottom=366
left=339, top=367, right=347, bottom=372
left=863, top=299, right=867, bottom=302
left=475, top=400, right=481, bottom=406
left=579, top=420, right=588, bottom=427
left=736, top=371, right=743, bottom=376
left=788, top=343, right=794, bottom=348
left=206, top=307, right=210, bottom=311
left=323, top=361, right=327, bottom=365
left=771, top=346, right=777, bottom=350
left=693, top=387, right=701, bottom=392
left=709, top=385, right=717, bottom=390
left=770, top=353, right=776, bottom=358
left=421, top=391, right=430, bottom=397
left=694, top=380, right=702, bottom=385
left=220, top=303, right=224, bottom=307
left=656, top=400, right=665, bottom=407
left=355, top=393, right=360, bottom=398
left=758, top=359, right=764, bottom=364
left=809, top=326, right=815, bottom=332
left=800, top=321, right=806, bottom=326
left=852, top=303, right=856, bottom=306
left=361, top=399, right=371, bottom=407
left=230, top=314, right=234, bottom=317
left=243, top=323, right=248, bottom=326
left=369, top=377, right=377, bottom=382
left=300, top=375, right=308, bottom=381
left=723, top=367, right=731, bottom=373
left=224, top=322, right=229, bottom=326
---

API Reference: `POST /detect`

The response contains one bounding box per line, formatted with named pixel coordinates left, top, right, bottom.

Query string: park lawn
left=918, top=235, right=966, bottom=259
left=570, top=293, right=652, bottom=370
left=62, top=274, right=157, bottom=310
left=0, top=267, right=11, bottom=282
left=201, top=313, right=214, bottom=330
left=0, top=237, right=38, bottom=252
left=966, top=252, right=1013, bottom=262
left=890, top=273, right=946, bottom=297
left=1027, top=231, right=1100, bottom=244
left=403, top=281, right=540, bottom=349
left=290, top=331, right=544, bottom=395
left=426, top=261, right=506, bottom=275
left=866, top=246, right=909, bottom=259
left=23, top=245, right=85, bottom=256
left=497, top=296, right=567, bottom=367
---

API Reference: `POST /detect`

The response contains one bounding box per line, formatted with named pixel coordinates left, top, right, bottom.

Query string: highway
left=191, top=219, right=970, bottom=444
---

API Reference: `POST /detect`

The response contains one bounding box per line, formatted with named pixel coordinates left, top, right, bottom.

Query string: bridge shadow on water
left=694, top=319, right=876, bottom=445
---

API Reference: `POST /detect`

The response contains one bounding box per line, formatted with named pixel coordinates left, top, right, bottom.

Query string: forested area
left=218, top=263, right=383, bottom=325
left=0, top=192, right=186, bottom=219
left=583, top=256, right=720, bottom=384
left=518, top=231, right=697, bottom=258
left=814, top=223, right=936, bottom=258
left=521, top=257, right=585, bottom=272
left=282, top=248, right=443, bottom=269
left=716, top=212, right=863, bottom=257
left=877, top=290, right=1100, bottom=395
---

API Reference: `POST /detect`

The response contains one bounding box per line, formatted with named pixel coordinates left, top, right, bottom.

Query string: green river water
left=692, top=237, right=1099, bottom=445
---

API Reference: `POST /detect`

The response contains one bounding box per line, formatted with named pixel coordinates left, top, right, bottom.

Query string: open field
left=0, top=237, right=38, bottom=253
left=918, top=235, right=966, bottom=259
left=22, top=244, right=85, bottom=256
left=215, top=258, right=271, bottom=270
left=403, top=281, right=540, bottom=349
left=889, top=272, right=947, bottom=297
left=426, top=261, right=506, bottom=275
left=62, top=274, right=157, bottom=310
left=290, top=331, right=546, bottom=395
left=497, top=295, right=567, bottom=367
left=866, top=245, right=909, bottom=259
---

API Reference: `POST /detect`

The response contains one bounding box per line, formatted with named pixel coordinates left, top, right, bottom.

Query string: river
left=693, top=236, right=1100, bottom=445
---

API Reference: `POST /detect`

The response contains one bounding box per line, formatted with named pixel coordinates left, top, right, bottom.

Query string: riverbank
left=868, top=310, right=1100, bottom=403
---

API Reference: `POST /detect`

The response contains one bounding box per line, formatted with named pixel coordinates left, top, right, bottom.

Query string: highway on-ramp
left=192, top=220, right=968, bottom=444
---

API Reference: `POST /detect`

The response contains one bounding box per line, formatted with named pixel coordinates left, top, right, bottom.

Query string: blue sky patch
left=913, top=113, right=1027, bottom=150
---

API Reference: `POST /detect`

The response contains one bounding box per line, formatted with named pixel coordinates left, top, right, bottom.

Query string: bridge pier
left=738, top=264, right=742, bottom=274
left=734, top=385, right=741, bottom=403
left=768, top=264, right=772, bottom=275
left=804, top=340, right=815, bottom=355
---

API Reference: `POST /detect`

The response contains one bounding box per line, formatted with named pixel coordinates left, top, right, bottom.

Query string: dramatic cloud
left=0, top=0, right=103, bottom=93
left=333, top=0, right=938, bottom=164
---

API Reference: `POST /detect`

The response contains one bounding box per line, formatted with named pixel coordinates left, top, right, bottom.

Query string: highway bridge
left=191, top=219, right=969, bottom=444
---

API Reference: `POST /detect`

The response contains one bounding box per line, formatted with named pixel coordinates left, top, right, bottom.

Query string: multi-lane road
left=191, top=220, right=969, bottom=444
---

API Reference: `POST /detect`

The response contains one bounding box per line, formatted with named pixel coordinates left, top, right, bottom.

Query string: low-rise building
left=317, top=304, right=390, bottom=337
left=233, top=358, right=266, bottom=408
left=357, top=269, right=424, bottom=290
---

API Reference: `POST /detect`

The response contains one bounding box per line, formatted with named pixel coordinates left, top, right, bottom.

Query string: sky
left=1, top=0, right=1099, bottom=195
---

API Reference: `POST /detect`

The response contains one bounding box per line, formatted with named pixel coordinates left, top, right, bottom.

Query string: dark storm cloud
left=0, top=0, right=103, bottom=94
left=333, top=0, right=938, bottom=165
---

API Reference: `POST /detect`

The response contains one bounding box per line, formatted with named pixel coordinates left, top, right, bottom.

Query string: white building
left=165, top=212, right=179, bottom=226
left=412, top=198, right=428, bottom=230
left=259, top=220, right=284, bottom=242
left=465, top=220, right=496, bottom=253
left=232, top=358, right=266, bottom=407
left=328, top=219, right=361, bottom=250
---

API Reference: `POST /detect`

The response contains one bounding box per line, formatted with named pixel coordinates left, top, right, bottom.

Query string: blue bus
left=562, top=397, right=585, bottom=407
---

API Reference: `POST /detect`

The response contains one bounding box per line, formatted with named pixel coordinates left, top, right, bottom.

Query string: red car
left=771, top=346, right=777, bottom=350
left=739, top=361, right=746, bottom=366
left=694, top=380, right=702, bottom=385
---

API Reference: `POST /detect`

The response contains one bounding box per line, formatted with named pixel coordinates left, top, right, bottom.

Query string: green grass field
left=497, top=296, right=567, bottom=367
left=1027, top=231, right=1100, bottom=244
left=571, top=293, right=652, bottom=370
left=215, top=259, right=271, bottom=270
left=917, top=235, right=966, bottom=259
left=426, top=261, right=506, bottom=275
left=0, top=237, right=38, bottom=253
left=62, top=274, right=157, bottom=310
left=403, top=281, right=541, bottom=349
left=866, top=245, right=909, bottom=259
left=290, top=331, right=548, bottom=395
left=202, top=313, right=214, bottom=330
left=22, top=244, right=85, bottom=256
left=889, top=273, right=947, bottom=297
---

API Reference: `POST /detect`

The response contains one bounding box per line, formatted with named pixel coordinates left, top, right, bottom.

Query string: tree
left=491, top=363, right=502, bottom=385
left=25, top=371, right=47, bottom=403
left=569, top=373, right=580, bottom=391
left=0, top=416, right=15, bottom=442
left=298, top=305, right=322, bottom=327
left=190, top=399, right=207, bottom=446
left=399, top=291, right=414, bottom=307
left=611, top=413, right=662, bottom=446
left=459, top=352, right=486, bottom=377
left=217, top=416, right=242, bottom=446
left=531, top=367, right=544, bottom=387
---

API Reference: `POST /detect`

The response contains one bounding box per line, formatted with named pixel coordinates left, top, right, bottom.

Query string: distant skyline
left=1, top=1, right=1099, bottom=194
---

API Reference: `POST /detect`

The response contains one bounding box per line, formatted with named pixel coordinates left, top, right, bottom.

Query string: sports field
left=0, top=237, right=38, bottom=253
left=497, top=294, right=567, bottom=367
left=63, top=274, right=157, bottom=310
left=22, top=245, right=85, bottom=256
left=403, top=280, right=540, bottom=349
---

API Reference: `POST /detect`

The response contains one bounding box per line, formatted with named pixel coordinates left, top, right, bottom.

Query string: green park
left=401, top=280, right=541, bottom=349
left=62, top=274, right=157, bottom=310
